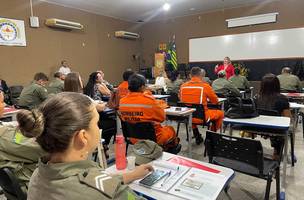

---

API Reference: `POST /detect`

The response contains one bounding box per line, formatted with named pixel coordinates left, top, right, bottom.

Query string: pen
left=161, top=171, right=171, bottom=186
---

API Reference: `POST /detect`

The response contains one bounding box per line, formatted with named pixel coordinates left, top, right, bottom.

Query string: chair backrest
left=0, top=168, right=27, bottom=200
left=257, top=109, right=280, bottom=116
left=205, top=131, right=264, bottom=175
left=167, top=92, right=179, bottom=106
left=121, top=121, right=156, bottom=142
left=178, top=102, right=205, bottom=121
left=9, top=85, right=24, bottom=105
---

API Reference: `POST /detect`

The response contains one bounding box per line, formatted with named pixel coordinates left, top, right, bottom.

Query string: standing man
left=277, top=67, right=302, bottom=92
left=58, top=60, right=71, bottom=77
left=180, top=67, right=224, bottom=144
left=18, top=73, right=49, bottom=109
left=47, top=72, right=65, bottom=94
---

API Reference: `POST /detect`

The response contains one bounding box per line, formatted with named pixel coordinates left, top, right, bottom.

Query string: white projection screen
left=189, top=27, right=304, bottom=62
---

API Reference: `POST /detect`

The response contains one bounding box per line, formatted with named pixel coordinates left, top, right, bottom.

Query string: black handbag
left=225, top=97, right=259, bottom=119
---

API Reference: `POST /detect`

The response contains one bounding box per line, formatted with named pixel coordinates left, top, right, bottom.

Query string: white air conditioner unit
left=45, top=18, right=84, bottom=30
left=115, top=31, right=140, bottom=39
left=226, top=12, right=278, bottom=28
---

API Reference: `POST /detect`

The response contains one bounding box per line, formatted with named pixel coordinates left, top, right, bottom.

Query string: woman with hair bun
left=0, top=91, right=44, bottom=193
left=20, top=92, right=152, bottom=200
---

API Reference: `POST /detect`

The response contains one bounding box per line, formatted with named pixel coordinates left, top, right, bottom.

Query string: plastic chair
left=205, top=131, right=280, bottom=200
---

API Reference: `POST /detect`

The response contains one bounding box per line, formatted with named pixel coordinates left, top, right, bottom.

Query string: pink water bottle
left=115, top=135, right=127, bottom=170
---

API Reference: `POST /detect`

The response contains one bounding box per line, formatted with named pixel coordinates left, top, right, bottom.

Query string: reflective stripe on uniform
left=119, top=104, right=153, bottom=108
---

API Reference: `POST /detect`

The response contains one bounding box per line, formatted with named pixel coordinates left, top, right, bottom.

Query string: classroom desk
left=2, top=107, right=19, bottom=121
left=165, top=107, right=196, bottom=157
left=223, top=115, right=290, bottom=198
left=106, top=152, right=234, bottom=200
left=153, top=94, right=170, bottom=100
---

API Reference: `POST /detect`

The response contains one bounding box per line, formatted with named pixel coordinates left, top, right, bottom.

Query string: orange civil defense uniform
left=117, top=81, right=129, bottom=99
left=180, top=77, right=224, bottom=131
left=119, top=92, right=176, bottom=145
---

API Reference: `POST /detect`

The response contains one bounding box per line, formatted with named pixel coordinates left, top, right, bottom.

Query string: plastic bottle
left=115, top=135, right=127, bottom=170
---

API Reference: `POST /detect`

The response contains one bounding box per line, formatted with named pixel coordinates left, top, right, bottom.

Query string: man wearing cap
left=277, top=66, right=302, bottom=92
left=212, top=70, right=241, bottom=97
left=119, top=74, right=180, bottom=151
left=180, top=67, right=224, bottom=144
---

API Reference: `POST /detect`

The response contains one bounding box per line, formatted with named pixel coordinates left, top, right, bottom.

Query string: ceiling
left=42, top=0, right=277, bottom=22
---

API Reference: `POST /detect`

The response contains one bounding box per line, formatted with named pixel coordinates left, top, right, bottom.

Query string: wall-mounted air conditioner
left=45, top=18, right=84, bottom=30
left=226, top=12, right=279, bottom=28
left=115, top=31, right=140, bottom=39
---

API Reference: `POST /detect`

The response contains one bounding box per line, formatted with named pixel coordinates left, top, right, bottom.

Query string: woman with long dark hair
left=256, top=74, right=291, bottom=159
left=84, top=72, right=111, bottom=101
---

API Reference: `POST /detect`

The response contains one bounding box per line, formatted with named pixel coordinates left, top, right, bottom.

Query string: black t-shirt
left=256, top=94, right=289, bottom=115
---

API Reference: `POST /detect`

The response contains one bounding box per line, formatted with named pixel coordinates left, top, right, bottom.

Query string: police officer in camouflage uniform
left=18, top=73, right=49, bottom=109
left=277, top=67, right=302, bottom=92
left=0, top=91, right=44, bottom=192
left=229, top=68, right=250, bottom=90
left=47, top=72, right=64, bottom=94
left=212, top=70, right=241, bottom=97
left=16, top=92, right=153, bottom=200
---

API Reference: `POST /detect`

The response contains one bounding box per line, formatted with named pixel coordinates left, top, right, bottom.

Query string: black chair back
left=178, top=102, right=205, bottom=121
left=0, top=168, right=27, bottom=200
left=205, top=131, right=264, bottom=175
left=121, top=121, right=156, bottom=142
left=9, top=86, right=23, bottom=105
left=167, top=92, right=179, bottom=106
left=257, top=109, right=280, bottom=116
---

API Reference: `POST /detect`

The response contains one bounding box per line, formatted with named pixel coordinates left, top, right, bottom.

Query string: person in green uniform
left=47, top=72, right=64, bottom=94
left=17, top=92, right=153, bottom=200
left=229, top=68, right=250, bottom=90
left=0, top=91, right=44, bottom=192
left=166, top=71, right=183, bottom=94
left=201, top=68, right=211, bottom=85
left=18, top=73, right=49, bottom=109
left=277, top=67, right=302, bottom=92
left=212, top=70, right=241, bottom=97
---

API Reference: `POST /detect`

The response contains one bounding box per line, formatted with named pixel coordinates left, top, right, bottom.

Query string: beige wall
left=0, top=0, right=141, bottom=86
left=139, top=0, right=304, bottom=66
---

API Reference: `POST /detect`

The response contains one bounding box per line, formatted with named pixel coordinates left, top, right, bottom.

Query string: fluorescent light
left=163, top=3, right=171, bottom=11
left=226, top=13, right=279, bottom=28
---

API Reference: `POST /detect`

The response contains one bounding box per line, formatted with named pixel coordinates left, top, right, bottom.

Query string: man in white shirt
left=58, top=60, right=71, bottom=77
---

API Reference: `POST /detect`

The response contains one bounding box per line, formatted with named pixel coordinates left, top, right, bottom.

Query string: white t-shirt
left=58, top=66, right=71, bottom=75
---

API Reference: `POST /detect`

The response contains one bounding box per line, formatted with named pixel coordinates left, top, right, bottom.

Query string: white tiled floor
left=1, top=121, right=303, bottom=200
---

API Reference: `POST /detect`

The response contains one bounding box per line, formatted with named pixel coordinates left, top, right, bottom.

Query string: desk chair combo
left=205, top=131, right=280, bottom=200
left=121, top=121, right=181, bottom=154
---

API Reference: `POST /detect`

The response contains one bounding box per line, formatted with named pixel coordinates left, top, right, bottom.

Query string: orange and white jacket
left=117, top=81, right=129, bottom=99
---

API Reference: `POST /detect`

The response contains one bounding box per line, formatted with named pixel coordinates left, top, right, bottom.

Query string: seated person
left=58, top=60, right=71, bottom=77
left=277, top=66, right=301, bottom=92
left=154, top=71, right=168, bottom=92
left=165, top=71, right=183, bottom=94
left=0, top=91, right=44, bottom=192
left=180, top=67, right=224, bottom=144
left=97, top=70, right=114, bottom=91
left=0, top=77, right=10, bottom=105
left=256, top=74, right=291, bottom=160
left=84, top=72, right=111, bottom=101
left=47, top=72, right=64, bottom=94
left=201, top=69, right=211, bottom=85
left=18, top=73, right=49, bottom=109
left=117, top=70, right=135, bottom=99
left=212, top=70, right=241, bottom=97
left=18, top=92, right=153, bottom=200
left=119, top=74, right=180, bottom=150
left=229, top=68, right=250, bottom=90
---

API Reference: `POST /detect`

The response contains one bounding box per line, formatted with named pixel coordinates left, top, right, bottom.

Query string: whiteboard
left=189, top=27, right=304, bottom=62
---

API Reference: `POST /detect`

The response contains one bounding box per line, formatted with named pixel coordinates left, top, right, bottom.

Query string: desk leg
left=282, top=133, right=288, bottom=195
left=188, top=114, right=193, bottom=158
left=228, top=124, right=233, bottom=136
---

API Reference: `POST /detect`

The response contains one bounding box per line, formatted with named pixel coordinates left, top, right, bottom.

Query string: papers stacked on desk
left=135, top=159, right=230, bottom=200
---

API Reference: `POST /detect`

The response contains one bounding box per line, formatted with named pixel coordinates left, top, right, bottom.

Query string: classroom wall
left=139, top=0, right=304, bottom=66
left=0, top=0, right=141, bottom=86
